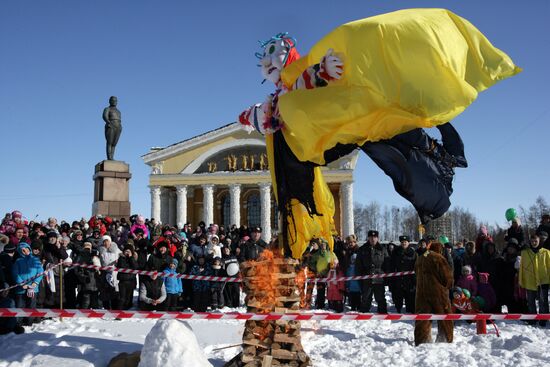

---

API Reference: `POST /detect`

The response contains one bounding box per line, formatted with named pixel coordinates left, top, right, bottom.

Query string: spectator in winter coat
left=356, top=230, right=389, bottom=313
left=326, top=259, right=345, bottom=313
left=146, top=241, right=173, bottom=273
left=414, top=242, right=454, bottom=346
left=478, top=242, right=503, bottom=292
left=210, top=257, right=226, bottom=309
left=477, top=273, right=497, bottom=312
left=190, top=234, right=210, bottom=261
left=133, top=228, right=151, bottom=270
left=221, top=246, right=240, bottom=308
left=536, top=214, right=550, bottom=245
left=456, top=265, right=478, bottom=297
left=390, top=236, right=417, bottom=313
left=163, top=258, right=183, bottom=311
left=12, top=243, right=44, bottom=326
left=116, top=244, right=138, bottom=310
left=497, top=239, right=524, bottom=313
left=190, top=257, right=211, bottom=312
left=519, top=234, right=550, bottom=326
left=0, top=255, right=24, bottom=335
left=505, top=218, right=525, bottom=247
left=130, top=215, right=149, bottom=239
left=452, top=242, right=466, bottom=282
left=139, top=275, right=166, bottom=311
left=463, top=241, right=481, bottom=275
left=346, top=253, right=361, bottom=311
left=42, top=232, right=69, bottom=308
left=74, top=242, right=101, bottom=309
left=475, top=225, right=493, bottom=254
left=208, top=235, right=222, bottom=260
left=98, top=235, right=120, bottom=309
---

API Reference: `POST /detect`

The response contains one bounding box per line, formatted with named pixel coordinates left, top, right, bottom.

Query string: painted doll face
left=259, top=39, right=288, bottom=84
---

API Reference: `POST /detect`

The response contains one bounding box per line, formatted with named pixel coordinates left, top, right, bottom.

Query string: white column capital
left=175, top=184, right=188, bottom=194
left=149, top=185, right=161, bottom=195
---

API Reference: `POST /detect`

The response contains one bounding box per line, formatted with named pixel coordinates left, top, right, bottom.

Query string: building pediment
left=142, top=122, right=359, bottom=176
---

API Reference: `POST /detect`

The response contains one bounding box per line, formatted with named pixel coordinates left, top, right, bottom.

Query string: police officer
left=389, top=235, right=417, bottom=313
left=242, top=227, right=268, bottom=261
left=356, top=230, right=389, bottom=313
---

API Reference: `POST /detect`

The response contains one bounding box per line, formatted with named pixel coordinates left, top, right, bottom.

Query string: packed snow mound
left=138, top=320, right=213, bottom=367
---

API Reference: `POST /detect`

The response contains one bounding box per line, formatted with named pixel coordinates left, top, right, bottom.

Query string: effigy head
left=255, top=32, right=300, bottom=84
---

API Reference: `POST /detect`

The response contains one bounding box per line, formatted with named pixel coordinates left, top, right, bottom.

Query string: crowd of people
left=1, top=210, right=549, bottom=336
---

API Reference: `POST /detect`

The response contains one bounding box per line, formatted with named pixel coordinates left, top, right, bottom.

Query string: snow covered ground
left=0, top=311, right=549, bottom=367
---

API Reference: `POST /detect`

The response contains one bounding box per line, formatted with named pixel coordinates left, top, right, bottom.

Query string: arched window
left=247, top=194, right=261, bottom=227
left=221, top=195, right=231, bottom=228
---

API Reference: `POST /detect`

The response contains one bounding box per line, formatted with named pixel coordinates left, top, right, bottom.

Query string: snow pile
left=138, top=320, right=212, bottom=367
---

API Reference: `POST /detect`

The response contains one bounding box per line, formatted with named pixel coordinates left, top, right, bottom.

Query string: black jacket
left=117, top=255, right=138, bottom=282
left=242, top=239, right=268, bottom=261
left=356, top=242, right=389, bottom=284
left=389, top=245, right=417, bottom=289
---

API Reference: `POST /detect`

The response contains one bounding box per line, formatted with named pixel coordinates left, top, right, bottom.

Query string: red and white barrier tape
left=1, top=261, right=414, bottom=293
left=0, top=308, right=549, bottom=321
left=0, top=263, right=63, bottom=292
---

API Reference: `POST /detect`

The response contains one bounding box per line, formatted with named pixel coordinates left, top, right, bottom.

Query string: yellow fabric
left=519, top=248, right=550, bottom=291
left=265, top=134, right=336, bottom=259
left=279, top=8, right=521, bottom=165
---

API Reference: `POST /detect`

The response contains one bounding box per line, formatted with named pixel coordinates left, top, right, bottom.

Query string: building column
left=228, top=184, right=241, bottom=227
left=259, top=183, right=272, bottom=242
left=168, top=189, right=176, bottom=226
left=149, top=185, right=161, bottom=222
left=176, top=185, right=188, bottom=228
left=340, top=181, right=354, bottom=237
left=202, top=184, right=214, bottom=226
left=160, top=187, right=170, bottom=225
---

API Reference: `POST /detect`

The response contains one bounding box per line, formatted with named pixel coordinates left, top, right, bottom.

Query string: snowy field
left=0, top=310, right=549, bottom=367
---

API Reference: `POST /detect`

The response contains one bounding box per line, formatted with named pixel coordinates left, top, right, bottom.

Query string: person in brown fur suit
left=414, top=241, right=454, bottom=346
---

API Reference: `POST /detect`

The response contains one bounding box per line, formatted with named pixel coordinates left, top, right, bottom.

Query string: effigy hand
left=320, top=48, right=343, bottom=80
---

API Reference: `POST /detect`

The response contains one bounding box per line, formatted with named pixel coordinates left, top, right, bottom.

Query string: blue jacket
left=190, top=264, right=211, bottom=292
left=12, top=243, right=44, bottom=295
left=346, top=264, right=361, bottom=293
left=163, top=267, right=183, bottom=294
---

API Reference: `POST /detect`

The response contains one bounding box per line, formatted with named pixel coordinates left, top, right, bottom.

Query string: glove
left=320, top=48, right=343, bottom=80
left=26, top=288, right=36, bottom=298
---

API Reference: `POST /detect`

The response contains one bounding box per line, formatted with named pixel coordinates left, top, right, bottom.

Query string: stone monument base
left=92, top=160, right=131, bottom=219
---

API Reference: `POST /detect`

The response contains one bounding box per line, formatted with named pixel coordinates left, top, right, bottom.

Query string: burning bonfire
left=225, top=249, right=311, bottom=367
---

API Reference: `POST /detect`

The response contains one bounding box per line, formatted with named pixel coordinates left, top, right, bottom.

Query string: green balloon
left=505, top=208, right=517, bottom=221
left=439, top=235, right=449, bottom=244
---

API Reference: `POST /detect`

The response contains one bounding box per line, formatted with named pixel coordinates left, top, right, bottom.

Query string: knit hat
left=157, top=241, right=169, bottom=249
left=123, top=244, right=134, bottom=252
left=47, top=231, right=58, bottom=239
left=462, top=265, right=472, bottom=274
left=31, top=240, right=43, bottom=251
left=171, top=258, right=179, bottom=266
left=101, top=235, right=112, bottom=243
left=507, top=238, right=519, bottom=246
left=478, top=272, right=489, bottom=284
left=83, top=242, right=93, bottom=249
left=3, top=243, right=16, bottom=253
left=11, top=210, right=22, bottom=219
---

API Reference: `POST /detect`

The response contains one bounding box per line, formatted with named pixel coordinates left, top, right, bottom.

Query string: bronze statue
left=208, top=161, right=217, bottom=173
left=225, top=155, right=238, bottom=171
left=102, top=96, right=122, bottom=160
left=249, top=154, right=255, bottom=170
left=259, top=153, right=268, bottom=170
left=241, top=154, right=249, bottom=170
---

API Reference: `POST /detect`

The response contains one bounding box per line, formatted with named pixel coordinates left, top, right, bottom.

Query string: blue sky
left=0, top=0, right=548, bottom=227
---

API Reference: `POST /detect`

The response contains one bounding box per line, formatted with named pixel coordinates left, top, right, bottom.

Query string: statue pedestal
left=92, top=160, right=132, bottom=219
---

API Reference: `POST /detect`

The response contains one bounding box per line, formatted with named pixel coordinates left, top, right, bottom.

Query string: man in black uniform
left=242, top=227, right=268, bottom=261
left=356, top=230, right=389, bottom=313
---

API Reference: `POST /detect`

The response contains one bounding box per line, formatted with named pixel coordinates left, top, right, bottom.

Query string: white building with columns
left=142, top=122, right=358, bottom=241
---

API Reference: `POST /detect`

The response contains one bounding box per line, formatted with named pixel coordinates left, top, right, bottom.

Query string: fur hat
left=0, top=234, right=9, bottom=245
left=101, top=235, right=112, bottom=243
